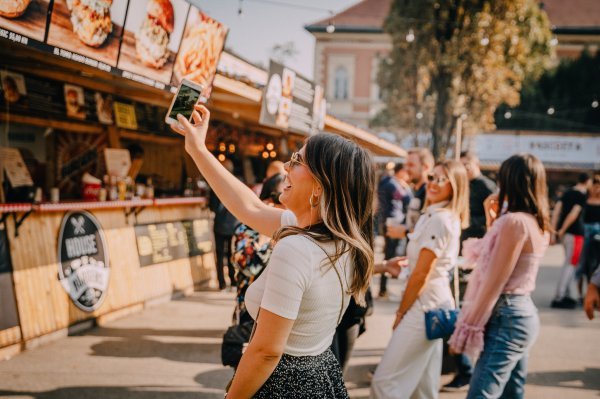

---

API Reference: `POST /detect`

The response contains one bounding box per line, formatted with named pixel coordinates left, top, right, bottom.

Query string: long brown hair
left=497, top=154, right=550, bottom=231
left=424, top=160, right=470, bottom=229
left=274, top=133, right=375, bottom=306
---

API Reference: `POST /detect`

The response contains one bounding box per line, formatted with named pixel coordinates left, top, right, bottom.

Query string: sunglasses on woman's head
left=288, top=152, right=307, bottom=168
left=427, top=174, right=450, bottom=186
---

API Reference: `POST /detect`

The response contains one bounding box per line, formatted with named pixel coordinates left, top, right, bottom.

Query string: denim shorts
left=467, top=294, right=539, bottom=399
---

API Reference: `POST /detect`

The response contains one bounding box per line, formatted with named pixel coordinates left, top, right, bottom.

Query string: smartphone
left=165, top=79, right=204, bottom=125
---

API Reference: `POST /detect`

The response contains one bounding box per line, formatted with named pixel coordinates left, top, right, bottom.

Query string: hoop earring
left=309, top=194, right=319, bottom=208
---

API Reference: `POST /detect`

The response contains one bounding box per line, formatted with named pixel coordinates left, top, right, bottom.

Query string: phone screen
left=168, top=82, right=202, bottom=121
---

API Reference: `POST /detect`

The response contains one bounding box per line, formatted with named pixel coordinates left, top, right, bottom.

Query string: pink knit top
left=448, top=212, right=549, bottom=358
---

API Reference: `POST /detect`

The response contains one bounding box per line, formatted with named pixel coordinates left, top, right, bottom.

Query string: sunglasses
left=427, top=174, right=450, bottom=186
left=288, top=152, right=307, bottom=168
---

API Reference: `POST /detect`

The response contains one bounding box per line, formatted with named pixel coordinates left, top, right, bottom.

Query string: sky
left=190, top=0, right=355, bottom=79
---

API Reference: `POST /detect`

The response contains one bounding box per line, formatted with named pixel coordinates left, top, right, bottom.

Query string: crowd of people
left=170, top=104, right=599, bottom=399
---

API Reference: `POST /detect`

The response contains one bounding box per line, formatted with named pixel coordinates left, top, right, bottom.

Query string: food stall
left=0, top=0, right=405, bottom=359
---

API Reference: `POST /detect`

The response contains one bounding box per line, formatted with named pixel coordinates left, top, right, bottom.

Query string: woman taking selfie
left=371, top=160, right=469, bottom=399
left=172, top=105, right=374, bottom=398
left=449, top=154, right=550, bottom=399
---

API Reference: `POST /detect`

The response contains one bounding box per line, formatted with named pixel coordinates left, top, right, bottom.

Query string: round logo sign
left=57, top=211, right=110, bottom=312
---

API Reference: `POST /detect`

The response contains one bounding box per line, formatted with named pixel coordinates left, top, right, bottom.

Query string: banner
left=259, top=60, right=326, bottom=135
left=0, top=0, right=227, bottom=97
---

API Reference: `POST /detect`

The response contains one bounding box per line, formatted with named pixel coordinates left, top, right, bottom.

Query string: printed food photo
left=0, top=0, right=51, bottom=42
left=46, top=0, right=127, bottom=66
left=117, top=0, right=189, bottom=84
left=172, top=9, right=228, bottom=100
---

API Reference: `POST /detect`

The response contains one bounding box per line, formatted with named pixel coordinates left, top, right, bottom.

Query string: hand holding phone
left=165, top=79, right=204, bottom=126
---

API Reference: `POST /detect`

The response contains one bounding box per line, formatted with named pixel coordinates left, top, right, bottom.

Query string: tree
left=373, top=0, right=554, bottom=159
left=497, top=50, right=600, bottom=132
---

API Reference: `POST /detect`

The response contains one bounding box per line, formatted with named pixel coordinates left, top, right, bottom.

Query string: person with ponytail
left=171, top=105, right=374, bottom=398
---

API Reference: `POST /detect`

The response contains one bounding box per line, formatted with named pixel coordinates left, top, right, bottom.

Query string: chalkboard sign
left=135, top=218, right=213, bottom=267
left=135, top=221, right=190, bottom=267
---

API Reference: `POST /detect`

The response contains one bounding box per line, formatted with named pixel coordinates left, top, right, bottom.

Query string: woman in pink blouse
left=449, top=154, right=550, bottom=399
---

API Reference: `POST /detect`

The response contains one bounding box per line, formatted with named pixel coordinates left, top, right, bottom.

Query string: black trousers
left=215, top=233, right=235, bottom=290
left=330, top=323, right=360, bottom=375
left=379, top=237, right=399, bottom=294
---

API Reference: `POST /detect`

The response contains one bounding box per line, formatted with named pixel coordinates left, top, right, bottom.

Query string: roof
left=305, top=0, right=600, bottom=34
left=305, top=0, right=390, bottom=33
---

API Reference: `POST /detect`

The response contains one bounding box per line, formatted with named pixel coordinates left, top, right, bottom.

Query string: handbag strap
left=303, top=235, right=346, bottom=326
left=453, top=263, right=460, bottom=308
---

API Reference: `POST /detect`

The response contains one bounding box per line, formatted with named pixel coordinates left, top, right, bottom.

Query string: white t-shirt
left=405, top=201, right=461, bottom=310
left=244, top=210, right=352, bottom=356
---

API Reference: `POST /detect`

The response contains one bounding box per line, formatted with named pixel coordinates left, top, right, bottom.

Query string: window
left=334, top=66, right=349, bottom=100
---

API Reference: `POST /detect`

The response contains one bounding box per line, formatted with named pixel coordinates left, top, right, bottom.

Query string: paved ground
left=0, top=245, right=599, bottom=398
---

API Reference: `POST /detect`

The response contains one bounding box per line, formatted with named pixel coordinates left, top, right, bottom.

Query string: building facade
left=305, top=0, right=600, bottom=129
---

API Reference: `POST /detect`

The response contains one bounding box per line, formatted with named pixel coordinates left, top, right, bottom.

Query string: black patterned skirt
left=253, top=348, right=349, bottom=399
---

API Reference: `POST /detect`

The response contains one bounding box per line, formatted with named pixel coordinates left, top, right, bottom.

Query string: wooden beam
left=119, top=130, right=183, bottom=145
left=0, top=113, right=104, bottom=134
left=107, top=126, right=121, bottom=148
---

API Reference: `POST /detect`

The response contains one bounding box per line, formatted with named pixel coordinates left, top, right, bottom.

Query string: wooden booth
left=0, top=38, right=405, bottom=359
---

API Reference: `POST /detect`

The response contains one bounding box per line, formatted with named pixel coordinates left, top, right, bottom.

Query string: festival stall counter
left=0, top=197, right=214, bottom=355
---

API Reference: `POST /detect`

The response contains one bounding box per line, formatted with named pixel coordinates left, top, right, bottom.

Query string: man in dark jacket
left=209, top=159, right=240, bottom=290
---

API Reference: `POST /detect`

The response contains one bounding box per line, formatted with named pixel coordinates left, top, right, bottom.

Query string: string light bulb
left=406, top=29, right=415, bottom=43
left=592, top=100, right=599, bottom=109
left=504, top=111, right=512, bottom=119
left=326, top=21, right=335, bottom=33
left=480, top=36, right=490, bottom=46
left=416, top=111, right=423, bottom=120
left=266, top=142, right=274, bottom=151
left=218, top=154, right=226, bottom=162
left=550, top=37, right=558, bottom=46
left=547, top=106, right=555, bottom=115
left=270, top=151, right=277, bottom=158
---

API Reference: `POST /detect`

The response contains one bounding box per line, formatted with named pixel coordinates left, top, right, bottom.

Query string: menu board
left=0, top=146, right=34, bottom=187
left=172, top=9, right=228, bottom=101
left=259, top=60, right=327, bottom=135
left=47, top=0, right=128, bottom=70
left=182, top=218, right=212, bottom=256
left=0, top=0, right=227, bottom=97
left=0, top=0, right=51, bottom=43
left=135, top=221, right=190, bottom=266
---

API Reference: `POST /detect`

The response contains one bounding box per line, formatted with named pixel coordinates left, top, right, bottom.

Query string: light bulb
left=480, top=37, right=490, bottom=46
left=504, top=111, right=512, bottom=119
left=326, top=23, right=335, bottom=34
left=547, top=107, right=555, bottom=115
left=406, top=29, right=415, bottom=43
left=592, top=100, right=599, bottom=109
left=416, top=112, right=423, bottom=120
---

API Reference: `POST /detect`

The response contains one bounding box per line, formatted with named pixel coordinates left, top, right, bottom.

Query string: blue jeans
left=467, top=294, right=539, bottom=399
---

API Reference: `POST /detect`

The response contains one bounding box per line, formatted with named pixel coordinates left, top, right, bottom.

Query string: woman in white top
left=371, top=160, right=469, bottom=399
left=171, top=105, right=375, bottom=398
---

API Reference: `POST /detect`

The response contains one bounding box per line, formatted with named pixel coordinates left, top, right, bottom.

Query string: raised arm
left=171, top=105, right=284, bottom=237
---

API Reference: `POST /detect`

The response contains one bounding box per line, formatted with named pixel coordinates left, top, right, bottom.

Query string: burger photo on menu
left=117, top=0, right=189, bottom=85
left=172, top=9, right=228, bottom=100
left=0, top=0, right=51, bottom=42
left=0, top=71, right=27, bottom=106
left=47, top=0, right=127, bottom=67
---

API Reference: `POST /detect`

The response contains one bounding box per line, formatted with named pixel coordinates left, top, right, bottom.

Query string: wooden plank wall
left=2, top=204, right=216, bottom=347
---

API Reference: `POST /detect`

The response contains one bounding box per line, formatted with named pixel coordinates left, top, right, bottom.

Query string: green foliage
left=496, top=50, right=600, bottom=132
left=373, top=0, right=554, bottom=158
